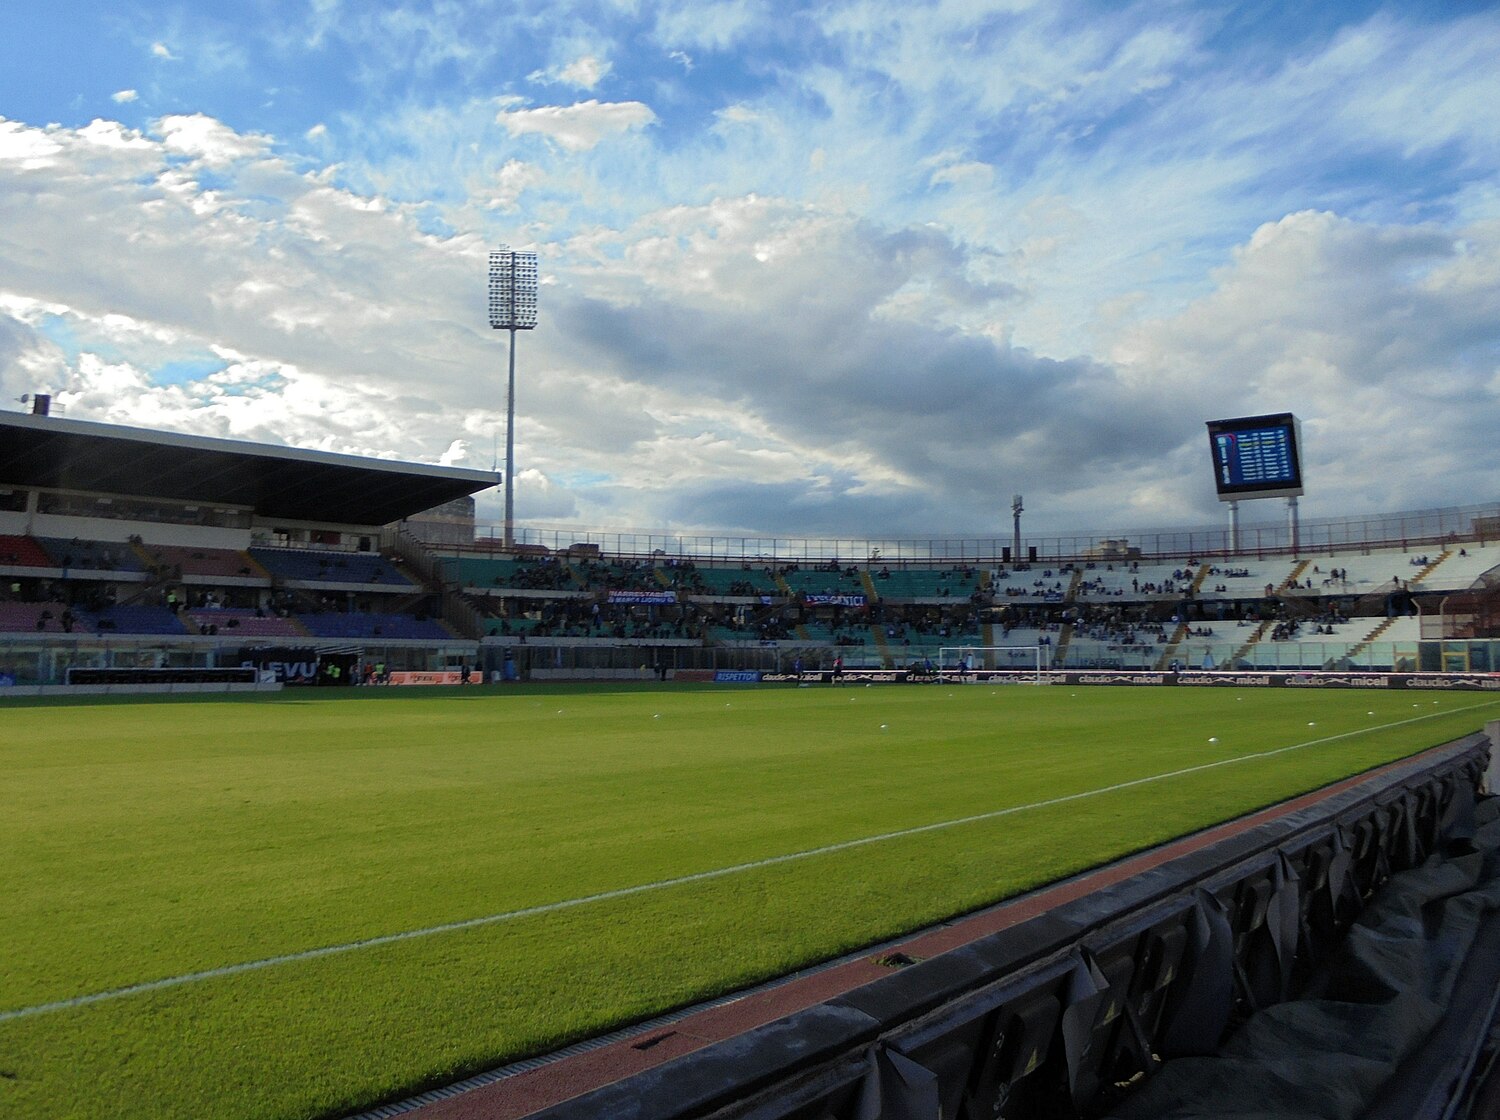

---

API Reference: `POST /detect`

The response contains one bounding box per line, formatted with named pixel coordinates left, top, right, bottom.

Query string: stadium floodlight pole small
left=1011, top=493, right=1023, bottom=560
left=488, top=247, right=539, bottom=551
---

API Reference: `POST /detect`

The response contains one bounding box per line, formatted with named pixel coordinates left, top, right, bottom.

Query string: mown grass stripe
left=1, top=702, right=1484, bottom=1025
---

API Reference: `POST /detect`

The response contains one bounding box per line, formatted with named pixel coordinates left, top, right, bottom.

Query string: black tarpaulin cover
left=1108, top=796, right=1500, bottom=1120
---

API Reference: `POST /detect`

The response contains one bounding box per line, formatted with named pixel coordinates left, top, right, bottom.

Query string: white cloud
left=716, top=104, right=762, bottom=126
left=4, top=5, right=1500, bottom=538
left=155, top=113, right=271, bottom=166
left=150, top=41, right=176, bottom=60
left=495, top=99, right=656, bottom=152
left=112, top=89, right=139, bottom=104
left=928, top=161, right=995, bottom=191
left=651, top=1, right=765, bottom=52
left=529, top=54, right=613, bottom=90
left=486, top=159, right=546, bottom=212
left=0, top=120, right=65, bottom=169
left=1111, top=210, right=1500, bottom=517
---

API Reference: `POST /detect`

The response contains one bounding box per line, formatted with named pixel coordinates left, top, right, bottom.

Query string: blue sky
left=2, top=1, right=1498, bottom=538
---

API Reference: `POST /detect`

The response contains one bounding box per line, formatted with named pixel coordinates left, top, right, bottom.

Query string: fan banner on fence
left=607, top=590, right=677, bottom=604
left=802, top=593, right=867, bottom=607
left=386, top=671, right=465, bottom=686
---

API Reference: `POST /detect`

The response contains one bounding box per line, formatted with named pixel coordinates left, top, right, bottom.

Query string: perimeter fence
left=462, top=499, right=1500, bottom=565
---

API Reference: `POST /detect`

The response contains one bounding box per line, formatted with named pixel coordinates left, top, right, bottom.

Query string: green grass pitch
left=1, top=683, right=1495, bottom=1119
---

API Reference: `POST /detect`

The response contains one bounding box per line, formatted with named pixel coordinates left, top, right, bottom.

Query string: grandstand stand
left=91, top=605, right=189, bottom=636
left=34, top=536, right=148, bottom=573
left=0, top=602, right=71, bottom=634
left=183, top=609, right=306, bottom=638
left=0, top=535, right=53, bottom=569
left=298, top=612, right=454, bottom=640
left=249, top=547, right=414, bottom=587
left=137, top=543, right=265, bottom=581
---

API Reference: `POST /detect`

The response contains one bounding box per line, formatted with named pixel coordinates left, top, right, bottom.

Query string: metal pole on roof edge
left=488, top=247, right=540, bottom=552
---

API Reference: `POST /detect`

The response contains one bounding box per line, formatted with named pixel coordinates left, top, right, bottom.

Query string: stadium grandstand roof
left=0, top=411, right=499, bottom=526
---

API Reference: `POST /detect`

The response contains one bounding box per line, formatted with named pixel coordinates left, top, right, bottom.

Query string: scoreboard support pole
left=1228, top=499, right=1240, bottom=554
left=1288, top=496, right=1300, bottom=555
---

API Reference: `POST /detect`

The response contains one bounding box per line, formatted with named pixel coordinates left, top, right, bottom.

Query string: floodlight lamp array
left=488, top=249, right=539, bottom=330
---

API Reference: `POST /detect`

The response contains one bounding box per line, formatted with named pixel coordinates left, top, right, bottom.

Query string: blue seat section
left=92, top=605, right=190, bottom=635
left=34, top=537, right=148, bottom=573
left=298, top=612, right=451, bottom=639
left=249, top=548, right=414, bottom=586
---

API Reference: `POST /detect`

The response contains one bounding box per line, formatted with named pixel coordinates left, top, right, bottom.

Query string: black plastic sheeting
left=1107, top=795, right=1500, bottom=1120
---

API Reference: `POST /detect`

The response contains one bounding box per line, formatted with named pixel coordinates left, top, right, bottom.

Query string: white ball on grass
left=1208, top=737, right=1219, bottom=743
left=880, top=723, right=889, bottom=731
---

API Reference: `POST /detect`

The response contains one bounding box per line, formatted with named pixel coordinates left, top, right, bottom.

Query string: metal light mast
left=488, top=247, right=539, bottom=551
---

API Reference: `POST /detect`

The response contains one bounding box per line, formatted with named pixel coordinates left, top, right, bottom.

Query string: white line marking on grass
left=3, top=701, right=1493, bottom=1025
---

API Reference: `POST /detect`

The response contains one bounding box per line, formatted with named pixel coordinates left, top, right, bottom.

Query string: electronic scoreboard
left=1206, top=412, right=1304, bottom=501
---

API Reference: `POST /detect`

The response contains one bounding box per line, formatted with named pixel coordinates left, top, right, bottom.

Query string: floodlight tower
left=1011, top=494, right=1023, bottom=560
left=488, top=247, right=539, bottom=551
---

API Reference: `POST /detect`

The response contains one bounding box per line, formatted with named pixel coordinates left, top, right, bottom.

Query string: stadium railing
left=463, top=498, right=1500, bottom=565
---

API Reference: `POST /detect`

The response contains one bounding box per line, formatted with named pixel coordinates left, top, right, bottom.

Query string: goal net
left=936, top=645, right=1047, bottom=682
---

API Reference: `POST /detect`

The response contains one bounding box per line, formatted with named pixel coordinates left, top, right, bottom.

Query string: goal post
left=936, top=645, right=1047, bottom=682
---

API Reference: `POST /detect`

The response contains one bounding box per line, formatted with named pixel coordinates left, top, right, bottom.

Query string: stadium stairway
left=1229, top=619, right=1274, bottom=667
left=774, top=572, right=793, bottom=597
left=110, top=566, right=175, bottom=610
left=1279, top=558, right=1312, bottom=593
left=1411, top=548, right=1452, bottom=588
left=1143, top=564, right=1216, bottom=670
left=1064, top=568, right=1083, bottom=602
left=1053, top=619, right=1075, bottom=665
left=1212, top=559, right=1316, bottom=668
left=1153, top=620, right=1190, bottom=670
left=1051, top=571, right=1086, bottom=664
left=858, top=569, right=879, bottom=603
left=869, top=624, right=894, bottom=668
left=1191, top=562, right=1212, bottom=596
left=390, top=527, right=485, bottom=639
left=1347, top=616, right=1397, bottom=662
